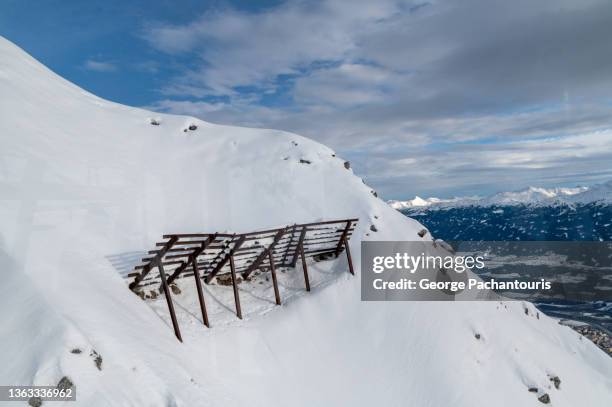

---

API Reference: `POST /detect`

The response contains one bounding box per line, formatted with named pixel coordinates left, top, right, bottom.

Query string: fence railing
left=127, top=218, right=358, bottom=341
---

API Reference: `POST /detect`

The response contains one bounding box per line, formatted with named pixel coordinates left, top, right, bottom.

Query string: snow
left=390, top=184, right=611, bottom=209
left=1, top=36, right=611, bottom=406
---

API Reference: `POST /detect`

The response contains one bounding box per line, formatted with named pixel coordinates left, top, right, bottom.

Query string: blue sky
left=0, top=1, right=280, bottom=106
left=2, top=0, right=612, bottom=200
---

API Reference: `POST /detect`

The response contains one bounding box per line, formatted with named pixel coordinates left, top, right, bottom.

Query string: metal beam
left=229, top=255, right=242, bottom=319
left=192, top=258, right=210, bottom=328
left=158, top=263, right=182, bottom=342
left=334, top=220, right=353, bottom=256
left=280, top=224, right=297, bottom=266
left=269, top=251, right=281, bottom=305
left=290, top=226, right=307, bottom=268
left=299, top=240, right=311, bottom=292
left=343, top=236, right=355, bottom=275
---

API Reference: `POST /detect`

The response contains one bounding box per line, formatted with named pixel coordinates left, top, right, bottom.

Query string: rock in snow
left=0, top=36, right=611, bottom=406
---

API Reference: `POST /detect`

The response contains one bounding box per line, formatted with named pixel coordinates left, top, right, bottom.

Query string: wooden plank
left=129, top=236, right=177, bottom=290
left=163, top=233, right=233, bottom=238
left=135, top=260, right=184, bottom=270
left=299, top=218, right=358, bottom=227
left=167, top=234, right=216, bottom=286
left=241, top=228, right=287, bottom=278
left=280, top=224, right=298, bottom=266
left=229, top=255, right=242, bottom=319
left=157, top=240, right=212, bottom=247
left=205, top=235, right=246, bottom=284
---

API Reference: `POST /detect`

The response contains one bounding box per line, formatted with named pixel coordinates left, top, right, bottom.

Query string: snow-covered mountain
left=390, top=184, right=610, bottom=209
left=388, top=195, right=479, bottom=209
left=1, top=36, right=611, bottom=406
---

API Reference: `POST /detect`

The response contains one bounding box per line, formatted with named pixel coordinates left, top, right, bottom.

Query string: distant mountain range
left=392, top=181, right=612, bottom=241
left=389, top=181, right=612, bottom=210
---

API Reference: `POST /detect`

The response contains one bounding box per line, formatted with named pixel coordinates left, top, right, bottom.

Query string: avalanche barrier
left=127, top=219, right=358, bottom=341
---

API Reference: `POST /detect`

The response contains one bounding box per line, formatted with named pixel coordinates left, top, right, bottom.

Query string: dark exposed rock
left=549, top=376, right=561, bottom=389
left=371, top=190, right=378, bottom=197
left=148, top=290, right=158, bottom=299
left=150, top=118, right=161, bottom=126
left=57, top=376, right=73, bottom=390
left=370, top=225, right=378, bottom=232
left=567, top=324, right=612, bottom=357
left=170, top=284, right=181, bottom=295
left=28, top=396, right=42, bottom=407
left=314, top=252, right=336, bottom=262
left=90, top=350, right=103, bottom=370
left=343, top=161, right=351, bottom=170
left=528, top=387, right=538, bottom=393
left=70, top=348, right=82, bottom=354
left=217, top=274, right=242, bottom=286
left=135, top=290, right=145, bottom=300
left=417, top=229, right=428, bottom=238
left=291, top=141, right=298, bottom=146
left=538, top=393, right=551, bottom=404
left=299, top=159, right=311, bottom=164
left=474, top=333, right=481, bottom=340
left=188, top=124, right=197, bottom=131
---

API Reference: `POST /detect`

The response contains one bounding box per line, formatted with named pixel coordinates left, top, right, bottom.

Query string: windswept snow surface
left=1, top=37, right=611, bottom=406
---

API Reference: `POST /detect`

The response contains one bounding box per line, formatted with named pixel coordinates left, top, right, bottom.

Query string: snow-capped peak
left=389, top=183, right=612, bottom=209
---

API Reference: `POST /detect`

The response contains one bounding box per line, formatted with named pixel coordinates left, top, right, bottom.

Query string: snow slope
left=1, top=36, right=611, bottom=406
left=390, top=184, right=609, bottom=209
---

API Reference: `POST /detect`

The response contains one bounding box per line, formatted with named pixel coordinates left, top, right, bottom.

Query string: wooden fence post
left=268, top=251, right=281, bottom=305
left=158, top=263, right=183, bottom=342
left=299, top=241, right=311, bottom=292
left=192, top=259, right=210, bottom=327
left=229, top=255, right=242, bottom=319
left=343, top=236, right=355, bottom=275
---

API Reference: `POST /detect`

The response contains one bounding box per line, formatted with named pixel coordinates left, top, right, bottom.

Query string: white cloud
left=143, top=0, right=401, bottom=93
left=142, top=0, right=612, bottom=198
left=293, top=64, right=398, bottom=106
left=84, top=59, right=117, bottom=72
